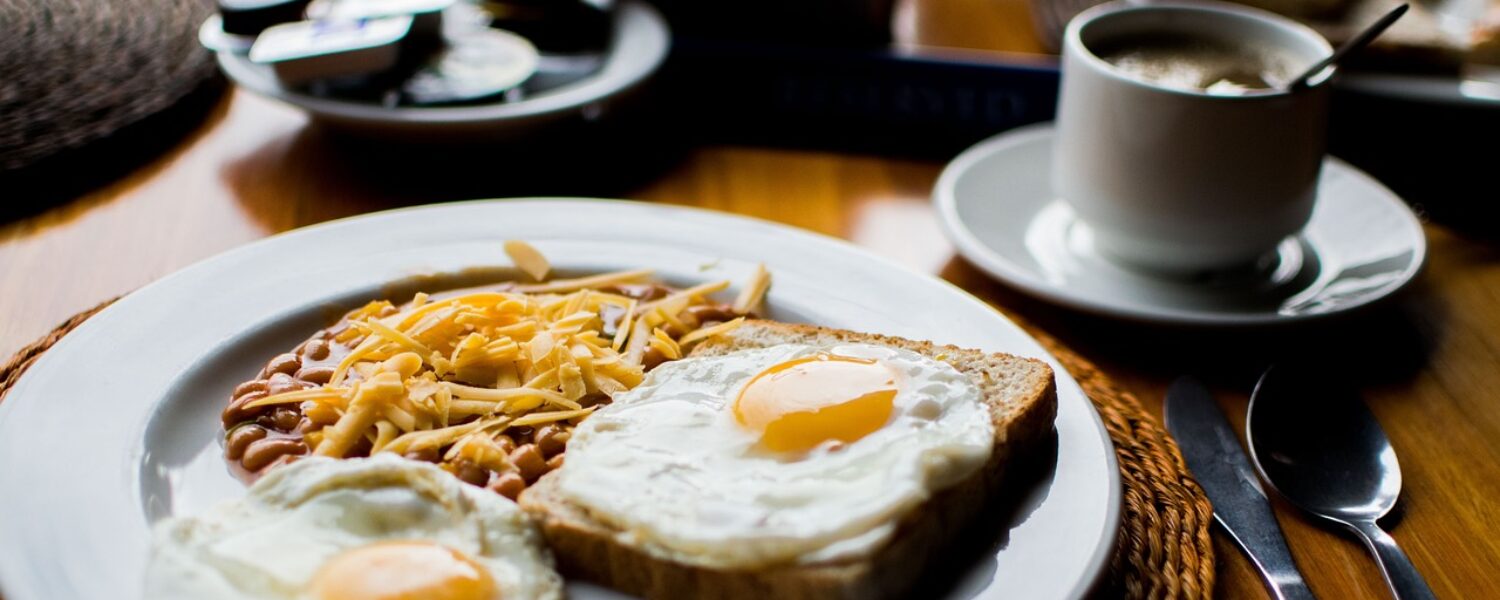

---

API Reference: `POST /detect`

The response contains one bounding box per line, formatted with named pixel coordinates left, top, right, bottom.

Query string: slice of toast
left=520, top=320, right=1058, bottom=600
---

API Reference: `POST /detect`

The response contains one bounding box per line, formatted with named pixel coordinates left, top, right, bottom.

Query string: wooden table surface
left=3, top=0, right=1497, bottom=597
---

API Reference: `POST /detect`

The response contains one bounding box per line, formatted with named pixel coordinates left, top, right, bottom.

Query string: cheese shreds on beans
left=220, top=243, right=770, bottom=499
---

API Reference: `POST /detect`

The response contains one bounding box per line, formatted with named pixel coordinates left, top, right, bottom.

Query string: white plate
left=935, top=125, right=1427, bottom=327
left=0, top=199, right=1119, bottom=600
left=216, top=0, right=669, bottom=141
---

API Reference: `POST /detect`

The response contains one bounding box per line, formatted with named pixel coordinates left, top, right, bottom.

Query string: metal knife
left=1164, top=377, right=1317, bottom=600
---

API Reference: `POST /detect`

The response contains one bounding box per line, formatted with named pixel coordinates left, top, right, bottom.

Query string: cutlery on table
left=1247, top=366, right=1438, bottom=600
left=1164, top=377, right=1316, bottom=600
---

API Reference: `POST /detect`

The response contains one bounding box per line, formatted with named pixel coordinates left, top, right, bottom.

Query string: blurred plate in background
left=216, top=0, right=669, bottom=142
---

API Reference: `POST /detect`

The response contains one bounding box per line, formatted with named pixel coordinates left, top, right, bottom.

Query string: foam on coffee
left=1090, top=33, right=1298, bottom=95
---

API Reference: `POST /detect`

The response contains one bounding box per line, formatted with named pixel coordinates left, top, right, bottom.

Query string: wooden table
left=2, top=0, right=1497, bottom=597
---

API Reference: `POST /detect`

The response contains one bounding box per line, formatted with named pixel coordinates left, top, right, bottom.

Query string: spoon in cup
left=1246, top=366, right=1437, bottom=600
left=1286, top=3, right=1409, bottom=90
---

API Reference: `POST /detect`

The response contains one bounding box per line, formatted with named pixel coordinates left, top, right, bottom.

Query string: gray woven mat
left=0, top=0, right=218, bottom=173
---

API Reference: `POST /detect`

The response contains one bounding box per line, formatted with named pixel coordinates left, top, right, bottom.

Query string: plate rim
left=0, top=198, right=1120, bottom=599
left=933, top=123, right=1428, bottom=327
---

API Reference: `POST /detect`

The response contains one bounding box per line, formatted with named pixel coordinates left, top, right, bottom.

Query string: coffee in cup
left=1091, top=32, right=1300, bottom=95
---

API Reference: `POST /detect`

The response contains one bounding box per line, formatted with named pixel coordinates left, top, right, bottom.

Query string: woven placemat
left=0, top=0, right=218, bottom=173
left=0, top=298, right=1214, bottom=599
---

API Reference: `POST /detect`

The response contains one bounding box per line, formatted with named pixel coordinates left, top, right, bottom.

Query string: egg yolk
left=310, top=541, right=497, bottom=600
left=734, top=354, right=897, bottom=453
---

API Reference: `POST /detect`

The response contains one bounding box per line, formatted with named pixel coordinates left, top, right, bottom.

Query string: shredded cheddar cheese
left=504, top=240, right=552, bottom=281
left=212, top=243, right=784, bottom=500
left=282, top=247, right=770, bottom=474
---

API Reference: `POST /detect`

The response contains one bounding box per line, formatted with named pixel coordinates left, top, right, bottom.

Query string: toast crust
left=520, top=321, right=1058, bottom=599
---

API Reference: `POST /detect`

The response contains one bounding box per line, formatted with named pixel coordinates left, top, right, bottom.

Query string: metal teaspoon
left=1247, top=366, right=1437, bottom=600
left=1287, top=3, right=1409, bottom=91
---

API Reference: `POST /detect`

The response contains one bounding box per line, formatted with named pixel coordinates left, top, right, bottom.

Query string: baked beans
left=495, top=435, right=517, bottom=455
left=686, top=304, right=739, bottom=325
left=262, top=353, right=301, bottom=378
left=535, top=424, right=569, bottom=457
left=294, top=366, right=334, bottom=385
left=232, top=379, right=268, bottom=398
left=509, top=444, right=546, bottom=483
left=241, top=438, right=307, bottom=472
left=264, top=373, right=304, bottom=397
left=302, top=339, right=331, bottom=361
left=266, top=407, right=300, bottom=432
left=455, top=460, right=490, bottom=487
left=225, top=425, right=268, bottom=460
left=221, top=270, right=758, bottom=498
left=222, top=390, right=268, bottom=429
left=487, top=472, right=526, bottom=500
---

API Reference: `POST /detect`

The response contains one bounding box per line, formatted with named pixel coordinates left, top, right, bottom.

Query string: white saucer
left=934, top=125, right=1427, bottom=326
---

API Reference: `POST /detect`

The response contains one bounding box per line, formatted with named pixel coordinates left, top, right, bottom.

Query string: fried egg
left=553, top=343, right=994, bottom=569
left=146, top=455, right=562, bottom=600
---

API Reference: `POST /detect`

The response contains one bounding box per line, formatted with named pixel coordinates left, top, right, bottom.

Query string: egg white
left=554, top=343, right=994, bottom=569
left=145, top=455, right=563, bottom=600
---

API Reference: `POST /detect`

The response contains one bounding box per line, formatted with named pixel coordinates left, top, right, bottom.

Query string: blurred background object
left=213, top=0, right=665, bottom=142
left=650, top=0, right=900, bottom=46
left=7, top=0, right=1497, bottom=226
left=1028, top=0, right=1101, bottom=50
left=480, top=0, right=613, bottom=52
left=0, top=0, right=222, bottom=210
left=650, top=0, right=1061, bottom=156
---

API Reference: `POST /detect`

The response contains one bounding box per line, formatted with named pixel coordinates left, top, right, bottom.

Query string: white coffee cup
left=1053, top=1, right=1333, bottom=274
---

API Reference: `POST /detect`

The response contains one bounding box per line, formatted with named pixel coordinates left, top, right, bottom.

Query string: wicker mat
left=0, top=299, right=1214, bottom=599
left=0, top=0, right=218, bottom=173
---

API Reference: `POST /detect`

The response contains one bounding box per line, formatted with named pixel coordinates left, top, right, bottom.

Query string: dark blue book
left=657, top=38, right=1062, bottom=157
